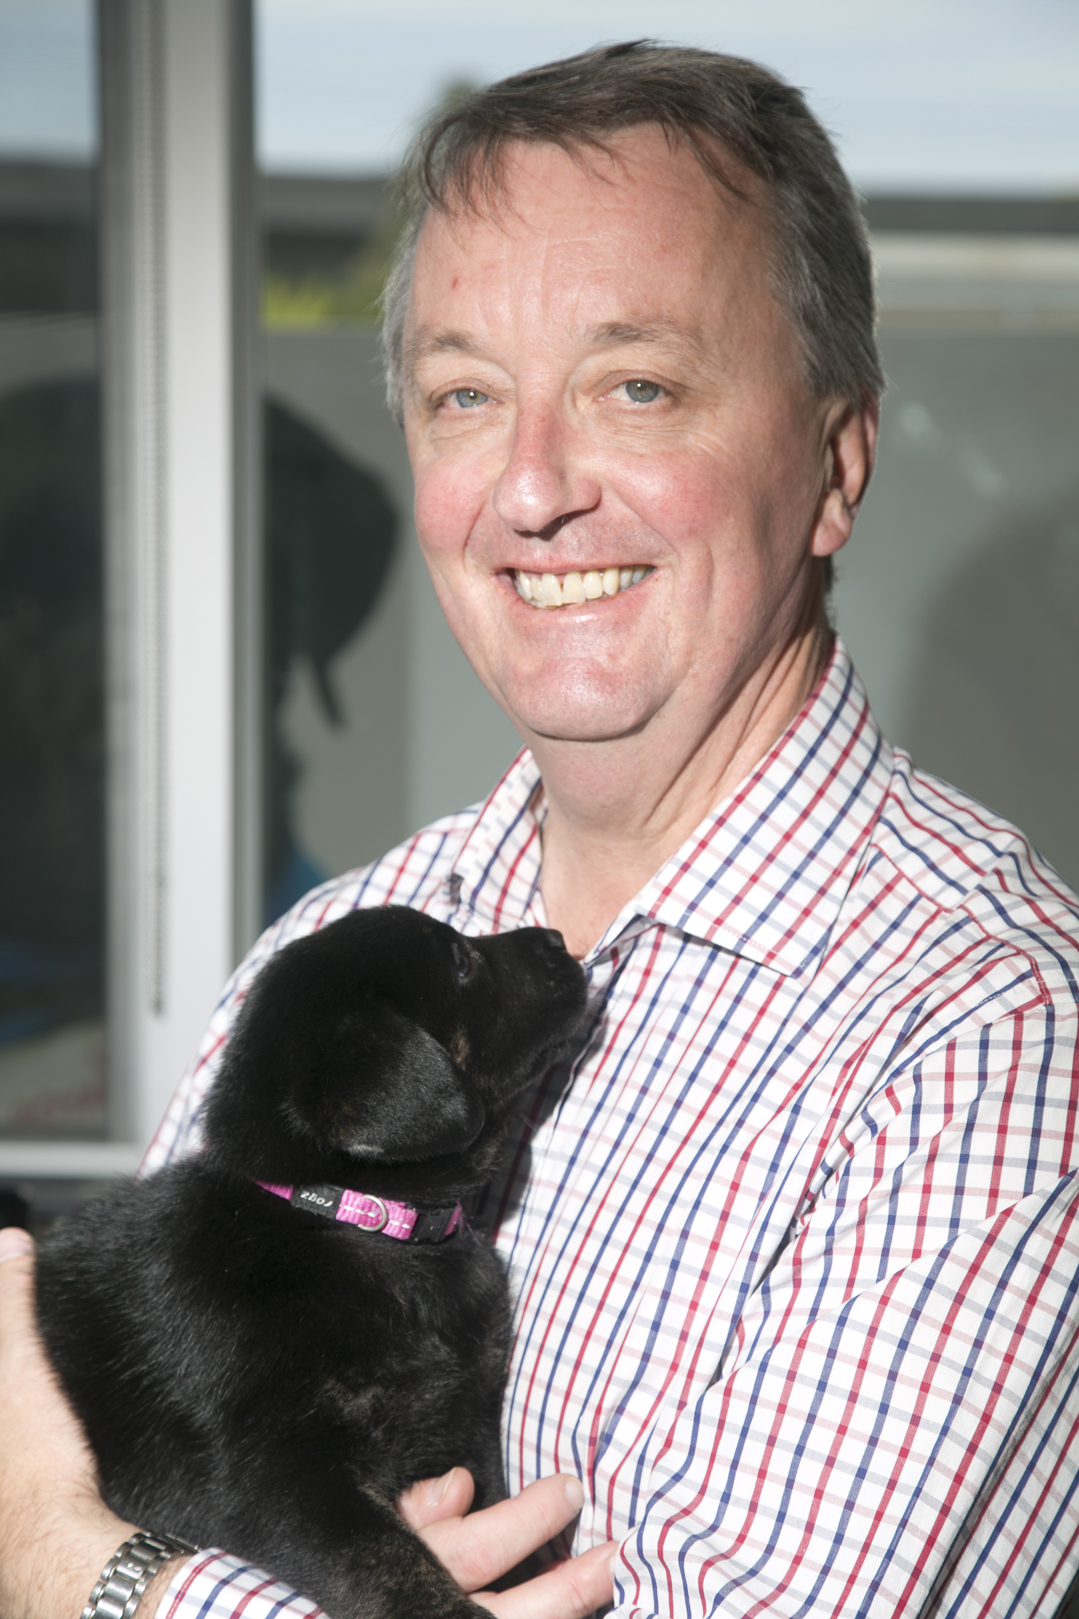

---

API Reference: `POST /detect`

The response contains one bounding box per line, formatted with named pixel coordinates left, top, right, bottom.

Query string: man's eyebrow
left=405, top=318, right=704, bottom=381
left=405, top=328, right=482, bottom=375
left=584, top=319, right=689, bottom=347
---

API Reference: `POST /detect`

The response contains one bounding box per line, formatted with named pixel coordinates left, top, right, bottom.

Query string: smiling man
left=398, top=115, right=872, bottom=961
left=3, top=40, right=1079, bottom=1619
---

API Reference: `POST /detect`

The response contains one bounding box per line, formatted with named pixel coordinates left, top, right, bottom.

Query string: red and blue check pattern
left=160, top=1552, right=324, bottom=1619
left=150, top=641, right=1079, bottom=1618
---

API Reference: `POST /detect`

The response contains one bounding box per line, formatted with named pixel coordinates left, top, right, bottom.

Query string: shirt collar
left=447, top=640, right=894, bottom=980
left=446, top=749, right=547, bottom=933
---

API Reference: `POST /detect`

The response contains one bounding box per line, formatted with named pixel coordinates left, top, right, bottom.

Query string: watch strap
left=82, top=1529, right=200, bottom=1619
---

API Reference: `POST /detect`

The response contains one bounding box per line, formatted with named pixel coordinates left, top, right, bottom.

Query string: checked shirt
left=148, top=640, right=1079, bottom=1619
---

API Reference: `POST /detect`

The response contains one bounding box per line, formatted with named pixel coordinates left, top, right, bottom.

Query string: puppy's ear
left=309, top=1001, right=485, bottom=1163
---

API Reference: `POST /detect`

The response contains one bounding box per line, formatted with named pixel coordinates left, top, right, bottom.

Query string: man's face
left=403, top=128, right=851, bottom=751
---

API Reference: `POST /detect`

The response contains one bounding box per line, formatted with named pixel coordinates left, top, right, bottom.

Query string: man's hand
left=400, top=1468, right=616, bottom=1618
left=0, top=1227, right=166, bottom=1619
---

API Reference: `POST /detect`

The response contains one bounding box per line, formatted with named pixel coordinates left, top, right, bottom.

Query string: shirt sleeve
left=159, top=1552, right=325, bottom=1619
left=611, top=999, right=1079, bottom=1618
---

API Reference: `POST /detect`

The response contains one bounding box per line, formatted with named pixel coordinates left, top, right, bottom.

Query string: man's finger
left=0, top=1225, right=33, bottom=1262
left=0, top=1227, right=144, bottom=1619
left=0, top=1224, right=35, bottom=1294
left=417, top=1475, right=587, bottom=1593
left=0, top=1227, right=101, bottom=1494
left=474, top=1541, right=617, bottom=1619
left=398, top=1466, right=476, bottom=1530
left=0, top=1228, right=43, bottom=1383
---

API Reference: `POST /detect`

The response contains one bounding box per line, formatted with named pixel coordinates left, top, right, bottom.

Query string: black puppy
left=37, top=906, right=588, bottom=1619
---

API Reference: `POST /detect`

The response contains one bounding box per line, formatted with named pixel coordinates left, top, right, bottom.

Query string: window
left=258, top=173, right=520, bottom=926
left=838, top=198, right=1079, bottom=890
left=0, top=0, right=257, bottom=1208
left=0, top=0, right=106, bottom=1144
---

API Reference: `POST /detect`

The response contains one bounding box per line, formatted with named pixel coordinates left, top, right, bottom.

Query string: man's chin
left=514, top=702, right=657, bottom=748
left=488, top=665, right=668, bottom=748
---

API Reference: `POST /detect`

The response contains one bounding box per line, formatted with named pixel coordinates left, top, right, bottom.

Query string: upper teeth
left=513, top=566, right=653, bottom=608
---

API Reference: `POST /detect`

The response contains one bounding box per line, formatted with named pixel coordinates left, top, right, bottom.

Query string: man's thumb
left=0, top=1227, right=34, bottom=1265
left=0, top=1228, right=37, bottom=1342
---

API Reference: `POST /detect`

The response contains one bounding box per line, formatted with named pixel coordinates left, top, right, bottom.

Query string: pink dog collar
left=254, top=1180, right=464, bottom=1243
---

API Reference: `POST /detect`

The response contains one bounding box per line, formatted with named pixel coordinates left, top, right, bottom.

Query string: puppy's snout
left=542, top=928, right=567, bottom=951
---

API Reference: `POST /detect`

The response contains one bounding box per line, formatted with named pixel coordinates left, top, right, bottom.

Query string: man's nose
left=490, top=404, right=600, bottom=538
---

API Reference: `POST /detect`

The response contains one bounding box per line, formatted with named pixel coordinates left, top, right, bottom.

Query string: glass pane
left=259, top=174, right=520, bottom=926
left=836, top=228, right=1079, bottom=891
left=261, top=313, right=405, bottom=920
left=0, top=0, right=105, bottom=1136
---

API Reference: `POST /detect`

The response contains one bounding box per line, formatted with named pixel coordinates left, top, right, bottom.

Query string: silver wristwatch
left=81, top=1529, right=200, bottom=1619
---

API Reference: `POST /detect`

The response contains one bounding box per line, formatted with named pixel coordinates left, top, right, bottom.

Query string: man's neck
left=533, top=621, right=832, bottom=958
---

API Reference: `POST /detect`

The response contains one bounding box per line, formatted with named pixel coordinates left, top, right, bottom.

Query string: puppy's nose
left=542, top=928, right=567, bottom=950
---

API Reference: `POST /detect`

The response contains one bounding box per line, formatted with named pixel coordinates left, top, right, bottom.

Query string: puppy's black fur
left=37, top=906, right=588, bottom=1619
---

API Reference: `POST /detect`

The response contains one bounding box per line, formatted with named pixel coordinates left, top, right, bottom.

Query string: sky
left=0, top=0, right=1076, bottom=192
left=255, top=0, right=1079, bottom=190
left=0, top=0, right=95, bottom=158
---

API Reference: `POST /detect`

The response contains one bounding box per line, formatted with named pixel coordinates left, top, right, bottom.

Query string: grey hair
left=381, top=40, right=883, bottom=428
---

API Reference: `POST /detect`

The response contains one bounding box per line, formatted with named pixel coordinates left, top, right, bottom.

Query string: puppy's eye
left=454, top=944, right=481, bottom=985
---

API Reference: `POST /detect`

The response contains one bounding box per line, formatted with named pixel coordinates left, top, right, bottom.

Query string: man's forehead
left=420, top=130, right=760, bottom=266
left=405, top=135, right=769, bottom=374
left=440, top=124, right=756, bottom=222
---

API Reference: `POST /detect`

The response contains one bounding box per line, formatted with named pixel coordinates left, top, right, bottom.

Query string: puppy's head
left=203, top=907, right=588, bottom=1195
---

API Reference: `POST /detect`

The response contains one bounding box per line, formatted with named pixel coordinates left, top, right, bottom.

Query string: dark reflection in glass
left=0, top=162, right=97, bottom=316
left=0, top=375, right=105, bottom=1135
left=264, top=399, right=397, bottom=923
left=0, top=375, right=399, bottom=1130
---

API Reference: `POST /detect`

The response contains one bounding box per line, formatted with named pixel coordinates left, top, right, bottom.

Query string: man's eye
left=448, top=388, right=489, bottom=409
left=619, top=380, right=662, bottom=404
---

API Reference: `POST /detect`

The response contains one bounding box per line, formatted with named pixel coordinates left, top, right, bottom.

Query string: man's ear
left=811, top=397, right=879, bottom=561
left=307, top=1000, right=486, bottom=1163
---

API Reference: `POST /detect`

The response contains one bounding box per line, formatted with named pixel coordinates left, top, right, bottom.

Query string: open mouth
left=512, top=566, right=654, bottom=609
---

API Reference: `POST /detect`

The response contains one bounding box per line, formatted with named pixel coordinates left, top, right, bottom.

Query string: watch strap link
left=82, top=1529, right=200, bottom=1619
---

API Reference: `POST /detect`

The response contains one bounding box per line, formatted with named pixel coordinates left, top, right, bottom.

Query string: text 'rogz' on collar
left=254, top=1180, right=464, bottom=1243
